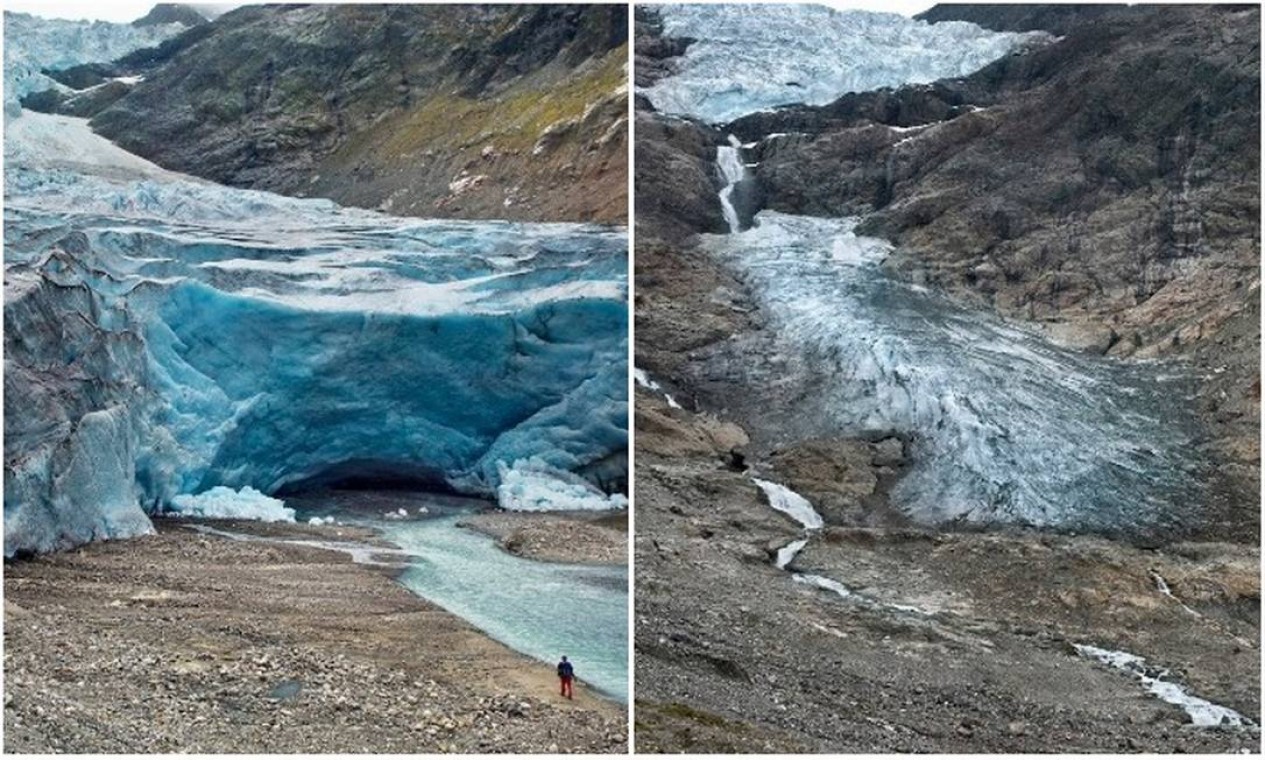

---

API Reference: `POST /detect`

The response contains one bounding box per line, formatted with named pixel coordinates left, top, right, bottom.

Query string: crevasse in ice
left=4, top=114, right=628, bottom=556
left=640, top=4, right=1046, bottom=124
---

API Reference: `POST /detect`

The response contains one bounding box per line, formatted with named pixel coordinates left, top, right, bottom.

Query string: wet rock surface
left=4, top=519, right=627, bottom=753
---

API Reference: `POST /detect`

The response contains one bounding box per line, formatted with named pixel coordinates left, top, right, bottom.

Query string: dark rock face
left=132, top=3, right=208, bottom=28
left=915, top=3, right=1120, bottom=35
left=633, top=7, right=725, bottom=244
left=86, top=4, right=627, bottom=224
left=727, top=81, right=983, bottom=142
left=21, top=80, right=133, bottom=118
left=634, top=112, right=726, bottom=244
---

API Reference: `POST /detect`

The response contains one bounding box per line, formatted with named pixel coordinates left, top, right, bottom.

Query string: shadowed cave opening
left=273, top=459, right=461, bottom=497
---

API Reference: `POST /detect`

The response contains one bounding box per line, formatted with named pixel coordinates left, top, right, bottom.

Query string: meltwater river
left=291, top=492, right=629, bottom=702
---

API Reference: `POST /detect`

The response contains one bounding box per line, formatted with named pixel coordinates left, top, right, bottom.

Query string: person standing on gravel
left=556, top=655, right=575, bottom=699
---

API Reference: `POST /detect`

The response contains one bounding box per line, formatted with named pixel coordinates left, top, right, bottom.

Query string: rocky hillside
left=632, top=9, right=1260, bottom=752
left=27, top=4, right=627, bottom=224
left=652, top=4, right=1259, bottom=515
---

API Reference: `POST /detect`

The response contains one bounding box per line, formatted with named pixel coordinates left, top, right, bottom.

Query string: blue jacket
left=557, top=661, right=574, bottom=678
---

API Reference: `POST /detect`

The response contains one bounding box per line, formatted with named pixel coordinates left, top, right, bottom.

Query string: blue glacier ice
left=169, top=486, right=295, bottom=522
left=3, top=11, right=188, bottom=118
left=702, top=212, right=1207, bottom=537
left=4, top=114, right=628, bottom=556
left=640, top=4, right=1047, bottom=124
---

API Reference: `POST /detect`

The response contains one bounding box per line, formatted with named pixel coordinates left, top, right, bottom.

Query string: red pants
left=559, top=676, right=573, bottom=698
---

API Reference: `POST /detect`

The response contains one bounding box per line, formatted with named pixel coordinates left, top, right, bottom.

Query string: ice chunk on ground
left=752, top=477, right=823, bottom=530
left=169, top=486, right=295, bottom=522
left=497, top=459, right=628, bottom=512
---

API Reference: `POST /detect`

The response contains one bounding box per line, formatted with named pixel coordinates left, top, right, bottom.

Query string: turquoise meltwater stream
left=379, top=514, right=628, bottom=702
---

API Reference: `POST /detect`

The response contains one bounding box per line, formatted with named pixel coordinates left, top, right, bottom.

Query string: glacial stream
left=385, top=515, right=628, bottom=702
left=755, top=476, right=1249, bottom=728
left=191, top=491, right=630, bottom=703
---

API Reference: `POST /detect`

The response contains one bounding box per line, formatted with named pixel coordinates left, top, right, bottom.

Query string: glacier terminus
left=4, top=112, right=628, bottom=556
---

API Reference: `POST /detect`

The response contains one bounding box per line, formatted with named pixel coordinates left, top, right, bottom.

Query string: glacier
left=3, top=11, right=188, bottom=118
left=640, top=4, right=1046, bottom=124
left=703, top=212, right=1207, bottom=538
left=4, top=113, right=628, bottom=556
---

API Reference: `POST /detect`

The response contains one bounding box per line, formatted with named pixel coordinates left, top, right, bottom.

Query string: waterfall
left=717, top=134, right=745, bottom=233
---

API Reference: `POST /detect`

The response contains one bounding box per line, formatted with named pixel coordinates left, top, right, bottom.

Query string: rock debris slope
left=633, top=4, right=1259, bottom=752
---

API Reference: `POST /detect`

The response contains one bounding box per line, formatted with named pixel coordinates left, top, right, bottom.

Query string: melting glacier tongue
left=640, top=4, right=1046, bottom=124
left=4, top=114, right=627, bottom=556
left=704, top=213, right=1207, bottom=538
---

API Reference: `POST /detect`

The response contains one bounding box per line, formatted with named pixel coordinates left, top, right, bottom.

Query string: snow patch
left=793, top=572, right=854, bottom=599
left=776, top=537, right=809, bottom=569
left=634, top=367, right=683, bottom=409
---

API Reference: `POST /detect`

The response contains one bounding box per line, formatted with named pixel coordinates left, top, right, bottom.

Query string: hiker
left=557, top=655, right=574, bottom=699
